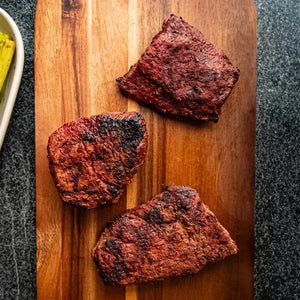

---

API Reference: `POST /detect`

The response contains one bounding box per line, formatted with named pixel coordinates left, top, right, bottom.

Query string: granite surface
left=0, top=0, right=299, bottom=299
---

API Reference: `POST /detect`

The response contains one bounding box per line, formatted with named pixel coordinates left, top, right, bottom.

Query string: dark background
left=0, top=0, right=299, bottom=299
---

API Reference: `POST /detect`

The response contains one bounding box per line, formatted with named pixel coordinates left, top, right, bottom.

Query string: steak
left=92, top=186, right=237, bottom=285
left=47, top=112, right=148, bottom=209
left=117, top=15, right=240, bottom=122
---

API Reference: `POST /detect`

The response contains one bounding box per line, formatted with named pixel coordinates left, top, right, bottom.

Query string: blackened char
left=47, top=112, right=148, bottom=209
left=117, top=15, right=240, bottom=122
left=92, top=186, right=237, bottom=285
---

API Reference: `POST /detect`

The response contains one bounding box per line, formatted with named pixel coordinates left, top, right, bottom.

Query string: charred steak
left=92, top=186, right=237, bottom=285
left=117, top=15, right=240, bottom=122
left=47, top=112, right=148, bottom=209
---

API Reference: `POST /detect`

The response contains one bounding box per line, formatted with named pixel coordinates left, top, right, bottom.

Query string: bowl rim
left=0, top=8, right=24, bottom=150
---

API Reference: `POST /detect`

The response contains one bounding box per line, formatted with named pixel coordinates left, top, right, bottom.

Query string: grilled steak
left=92, top=186, right=237, bottom=285
left=47, top=112, right=148, bottom=209
left=117, top=15, right=240, bottom=122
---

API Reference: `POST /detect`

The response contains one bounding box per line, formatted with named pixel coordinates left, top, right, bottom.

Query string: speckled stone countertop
left=0, top=1, right=299, bottom=299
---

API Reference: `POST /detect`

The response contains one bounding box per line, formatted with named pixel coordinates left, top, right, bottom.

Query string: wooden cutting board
left=35, top=0, right=257, bottom=299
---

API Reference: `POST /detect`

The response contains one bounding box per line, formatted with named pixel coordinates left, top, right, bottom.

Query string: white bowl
left=0, top=8, right=24, bottom=150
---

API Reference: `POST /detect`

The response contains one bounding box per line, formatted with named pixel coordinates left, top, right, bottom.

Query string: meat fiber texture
left=117, top=15, right=240, bottom=122
left=47, top=112, right=148, bottom=209
left=92, top=186, right=237, bottom=285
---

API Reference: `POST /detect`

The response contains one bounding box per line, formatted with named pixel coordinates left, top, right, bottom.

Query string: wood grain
left=35, top=0, right=256, bottom=299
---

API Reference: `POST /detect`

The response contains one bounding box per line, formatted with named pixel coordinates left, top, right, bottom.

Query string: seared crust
left=47, top=112, right=148, bottom=209
left=92, top=186, right=237, bottom=285
left=117, top=15, right=240, bottom=122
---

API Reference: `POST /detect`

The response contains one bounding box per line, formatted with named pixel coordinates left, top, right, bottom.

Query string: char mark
left=108, top=186, right=120, bottom=198
left=82, top=132, right=96, bottom=142
left=120, top=114, right=145, bottom=151
left=105, top=239, right=121, bottom=256
left=148, top=207, right=164, bottom=224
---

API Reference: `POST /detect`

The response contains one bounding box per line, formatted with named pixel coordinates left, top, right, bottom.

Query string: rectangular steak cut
left=92, top=186, right=237, bottom=285
left=47, top=112, right=148, bottom=209
left=117, top=15, right=240, bottom=122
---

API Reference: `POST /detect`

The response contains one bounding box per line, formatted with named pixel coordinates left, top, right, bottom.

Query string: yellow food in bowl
left=0, top=31, right=16, bottom=106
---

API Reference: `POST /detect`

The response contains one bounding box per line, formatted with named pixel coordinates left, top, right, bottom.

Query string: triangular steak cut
left=117, top=15, right=240, bottom=122
left=92, top=186, right=237, bottom=285
left=47, top=112, right=148, bottom=209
